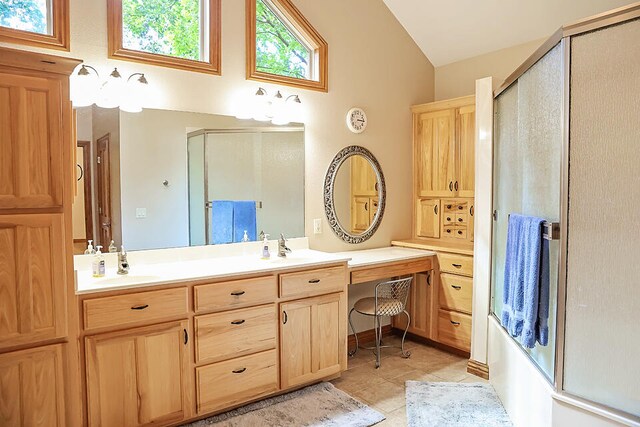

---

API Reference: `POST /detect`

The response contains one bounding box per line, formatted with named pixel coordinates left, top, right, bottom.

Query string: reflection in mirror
left=72, top=107, right=305, bottom=254
left=324, top=146, right=385, bottom=244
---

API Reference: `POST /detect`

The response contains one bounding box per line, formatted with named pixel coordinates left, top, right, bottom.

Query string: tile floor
left=331, top=335, right=488, bottom=426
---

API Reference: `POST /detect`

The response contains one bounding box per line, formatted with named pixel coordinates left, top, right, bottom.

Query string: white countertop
left=333, top=246, right=436, bottom=268
left=75, top=248, right=351, bottom=294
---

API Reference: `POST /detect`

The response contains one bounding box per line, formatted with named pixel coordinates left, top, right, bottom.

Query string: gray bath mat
left=406, top=381, right=513, bottom=426
left=183, top=382, right=385, bottom=427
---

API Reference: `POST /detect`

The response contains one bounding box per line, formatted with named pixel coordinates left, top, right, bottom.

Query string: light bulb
left=120, top=73, right=148, bottom=113
left=96, top=68, right=124, bottom=109
left=71, top=65, right=99, bottom=108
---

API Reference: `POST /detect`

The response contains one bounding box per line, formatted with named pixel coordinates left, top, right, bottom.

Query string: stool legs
left=375, top=314, right=381, bottom=368
left=400, top=310, right=411, bottom=358
left=348, top=307, right=358, bottom=357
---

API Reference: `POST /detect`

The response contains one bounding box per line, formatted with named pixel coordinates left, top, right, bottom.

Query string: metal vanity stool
left=348, top=277, right=413, bottom=368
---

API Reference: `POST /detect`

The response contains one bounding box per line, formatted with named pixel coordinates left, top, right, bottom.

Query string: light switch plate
left=136, top=208, right=147, bottom=219
left=313, top=218, right=322, bottom=234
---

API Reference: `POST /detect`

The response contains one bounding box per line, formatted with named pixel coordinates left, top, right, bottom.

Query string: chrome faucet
left=117, top=246, right=130, bottom=275
left=278, top=234, right=291, bottom=258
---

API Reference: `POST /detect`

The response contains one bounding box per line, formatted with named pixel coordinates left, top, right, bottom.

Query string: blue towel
left=501, top=214, right=550, bottom=348
left=232, top=201, right=257, bottom=243
left=211, top=201, right=234, bottom=244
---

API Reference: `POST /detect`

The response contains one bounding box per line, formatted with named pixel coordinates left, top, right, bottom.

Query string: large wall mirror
left=72, top=107, right=304, bottom=253
left=324, top=145, right=385, bottom=243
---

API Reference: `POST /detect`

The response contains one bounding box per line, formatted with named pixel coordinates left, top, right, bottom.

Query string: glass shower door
left=491, top=44, right=563, bottom=381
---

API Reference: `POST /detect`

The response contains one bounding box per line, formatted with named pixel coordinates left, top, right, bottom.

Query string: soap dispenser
left=92, top=246, right=105, bottom=278
left=261, top=234, right=271, bottom=259
left=84, top=240, right=96, bottom=255
left=242, top=230, right=250, bottom=242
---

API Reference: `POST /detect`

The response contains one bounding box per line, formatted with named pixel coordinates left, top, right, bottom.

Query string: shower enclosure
left=491, top=9, right=640, bottom=422
left=187, top=127, right=305, bottom=246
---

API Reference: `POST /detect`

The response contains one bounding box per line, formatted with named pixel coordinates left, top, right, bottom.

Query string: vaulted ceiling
left=382, top=0, right=634, bottom=66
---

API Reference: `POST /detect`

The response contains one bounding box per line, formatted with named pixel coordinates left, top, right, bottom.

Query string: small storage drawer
left=195, top=304, right=276, bottom=364
left=439, top=274, right=473, bottom=314
left=279, top=266, right=345, bottom=299
left=455, top=213, right=468, bottom=224
left=196, top=349, right=278, bottom=414
left=437, top=309, right=472, bottom=351
left=194, top=275, right=277, bottom=313
left=438, top=253, right=473, bottom=277
left=453, top=227, right=467, bottom=240
left=83, top=287, right=188, bottom=330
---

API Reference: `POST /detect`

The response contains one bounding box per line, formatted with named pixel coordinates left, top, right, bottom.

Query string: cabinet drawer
left=194, top=276, right=277, bottom=313
left=453, top=227, right=467, bottom=240
left=437, top=309, right=471, bottom=351
left=439, top=274, right=473, bottom=314
left=195, top=304, right=276, bottom=364
left=279, top=266, right=345, bottom=299
left=438, top=253, right=473, bottom=277
left=83, top=287, right=188, bottom=330
left=197, top=350, right=278, bottom=414
left=455, top=213, right=468, bottom=224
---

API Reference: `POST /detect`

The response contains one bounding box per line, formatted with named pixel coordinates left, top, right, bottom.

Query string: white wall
left=0, top=0, right=435, bottom=252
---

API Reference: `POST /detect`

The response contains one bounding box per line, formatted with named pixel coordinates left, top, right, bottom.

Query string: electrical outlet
left=136, top=208, right=147, bottom=219
left=313, top=218, right=322, bottom=234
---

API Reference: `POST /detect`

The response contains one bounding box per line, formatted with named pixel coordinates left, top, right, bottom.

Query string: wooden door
left=0, top=214, right=67, bottom=350
left=417, top=109, right=456, bottom=197
left=85, top=320, right=191, bottom=427
left=0, top=344, right=66, bottom=426
left=350, top=156, right=377, bottom=196
left=77, top=140, right=93, bottom=242
left=280, top=293, right=342, bottom=389
left=416, top=199, right=440, bottom=238
left=351, top=196, right=370, bottom=233
left=369, top=197, right=379, bottom=224
left=392, top=272, right=433, bottom=339
left=0, top=73, right=64, bottom=209
left=96, top=134, right=112, bottom=246
left=456, top=105, right=475, bottom=198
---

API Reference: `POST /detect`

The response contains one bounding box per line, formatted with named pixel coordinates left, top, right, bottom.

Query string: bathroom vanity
left=74, top=242, right=350, bottom=426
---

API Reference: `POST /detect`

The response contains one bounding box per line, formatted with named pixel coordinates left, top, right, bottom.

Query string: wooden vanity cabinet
left=392, top=271, right=436, bottom=339
left=280, top=292, right=345, bottom=389
left=85, top=320, right=191, bottom=427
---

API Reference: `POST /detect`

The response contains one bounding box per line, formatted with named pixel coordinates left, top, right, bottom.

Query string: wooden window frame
left=0, top=0, right=69, bottom=51
left=247, top=0, right=328, bottom=92
left=107, top=0, right=221, bottom=75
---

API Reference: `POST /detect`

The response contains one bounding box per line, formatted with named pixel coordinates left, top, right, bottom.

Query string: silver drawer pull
left=232, top=368, right=247, bottom=374
left=231, top=319, right=245, bottom=325
left=451, top=285, right=462, bottom=290
left=131, top=304, right=149, bottom=310
left=308, top=279, right=320, bottom=284
left=230, top=291, right=245, bottom=296
left=450, top=320, right=461, bottom=326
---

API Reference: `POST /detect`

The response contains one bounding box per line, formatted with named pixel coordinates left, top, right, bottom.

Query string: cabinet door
left=0, top=214, right=67, bottom=350
left=0, top=73, right=63, bottom=209
left=417, top=109, right=456, bottom=197
left=416, top=199, right=440, bottom=238
left=392, top=272, right=434, bottom=339
left=468, top=202, right=475, bottom=242
left=0, top=344, right=66, bottom=426
left=456, top=105, right=475, bottom=198
left=280, top=293, right=343, bottom=389
left=369, top=197, right=379, bottom=224
left=350, top=155, right=377, bottom=196
left=86, top=320, right=191, bottom=427
left=351, top=196, right=370, bottom=233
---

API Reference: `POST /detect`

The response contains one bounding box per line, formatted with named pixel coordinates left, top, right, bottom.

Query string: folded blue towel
left=211, top=200, right=234, bottom=244
left=233, top=201, right=257, bottom=243
left=501, top=214, right=550, bottom=348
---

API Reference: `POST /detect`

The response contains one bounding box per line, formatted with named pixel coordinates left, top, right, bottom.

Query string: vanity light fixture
left=244, top=87, right=302, bottom=124
left=71, top=65, right=149, bottom=112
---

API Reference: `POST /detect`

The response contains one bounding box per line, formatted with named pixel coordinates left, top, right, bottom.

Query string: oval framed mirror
left=324, top=145, right=386, bottom=243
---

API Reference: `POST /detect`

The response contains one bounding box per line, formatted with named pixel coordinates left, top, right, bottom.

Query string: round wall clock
left=346, top=107, right=367, bottom=134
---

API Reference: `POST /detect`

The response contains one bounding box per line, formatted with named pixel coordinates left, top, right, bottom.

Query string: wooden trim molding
left=467, top=359, right=490, bottom=380
left=0, top=0, right=70, bottom=51
left=347, top=325, right=393, bottom=350
left=106, top=0, right=221, bottom=75
left=246, top=0, right=328, bottom=92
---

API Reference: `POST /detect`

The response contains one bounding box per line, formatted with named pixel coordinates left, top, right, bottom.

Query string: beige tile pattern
left=331, top=336, right=488, bottom=426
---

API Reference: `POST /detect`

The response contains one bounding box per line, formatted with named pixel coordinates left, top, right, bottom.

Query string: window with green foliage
left=0, top=0, right=50, bottom=35
left=247, top=0, right=328, bottom=92
left=122, top=0, right=202, bottom=61
left=108, top=0, right=221, bottom=74
left=255, top=0, right=310, bottom=80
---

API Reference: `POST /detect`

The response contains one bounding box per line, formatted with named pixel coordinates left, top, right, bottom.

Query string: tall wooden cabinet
left=0, top=47, right=81, bottom=426
left=350, top=156, right=379, bottom=233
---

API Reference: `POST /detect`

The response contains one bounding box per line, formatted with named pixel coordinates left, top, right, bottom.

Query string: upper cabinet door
left=456, top=105, right=475, bottom=198
left=0, top=73, right=64, bottom=209
left=416, top=198, right=440, bottom=238
left=0, top=214, right=67, bottom=350
left=417, top=109, right=456, bottom=197
left=350, top=156, right=377, bottom=196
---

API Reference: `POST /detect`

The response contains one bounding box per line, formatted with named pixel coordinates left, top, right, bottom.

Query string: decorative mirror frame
left=324, top=145, right=386, bottom=244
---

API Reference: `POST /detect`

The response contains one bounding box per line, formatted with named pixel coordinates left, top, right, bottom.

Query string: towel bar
left=206, top=201, right=263, bottom=209
left=503, top=213, right=560, bottom=241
